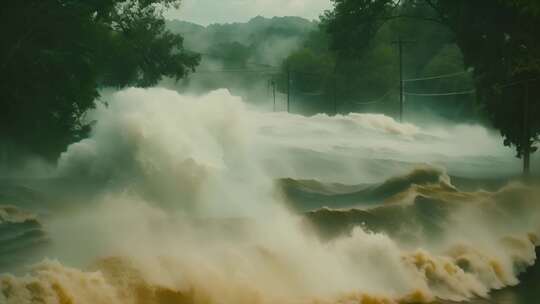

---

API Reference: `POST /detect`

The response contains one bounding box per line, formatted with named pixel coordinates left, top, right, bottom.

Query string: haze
left=165, top=0, right=332, bottom=25
left=1, top=2, right=540, bottom=304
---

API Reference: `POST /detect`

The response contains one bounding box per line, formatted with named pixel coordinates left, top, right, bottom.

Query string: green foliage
left=207, top=42, right=253, bottom=69
left=165, top=17, right=316, bottom=106
left=507, top=0, right=540, bottom=16
left=429, top=0, right=540, bottom=160
left=283, top=48, right=335, bottom=94
left=322, top=0, right=540, bottom=163
left=167, top=16, right=316, bottom=66
left=280, top=0, right=473, bottom=117
left=324, top=0, right=396, bottom=57
left=0, top=0, right=200, bottom=160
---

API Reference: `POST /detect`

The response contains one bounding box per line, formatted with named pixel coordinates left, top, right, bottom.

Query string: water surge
left=1, top=88, right=538, bottom=304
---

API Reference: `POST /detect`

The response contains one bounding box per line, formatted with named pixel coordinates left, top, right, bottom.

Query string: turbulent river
left=1, top=88, right=539, bottom=304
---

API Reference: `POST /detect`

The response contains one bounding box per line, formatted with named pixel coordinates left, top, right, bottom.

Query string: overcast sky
left=165, top=0, right=333, bottom=25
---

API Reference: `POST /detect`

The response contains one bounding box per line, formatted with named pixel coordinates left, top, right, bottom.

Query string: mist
left=160, top=16, right=314, bottom=109
left=2, top=2, right=540, bottom=304
left=1, top=88, right=539, bottom=304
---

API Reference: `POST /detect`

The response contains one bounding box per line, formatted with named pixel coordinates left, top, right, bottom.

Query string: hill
left=167, top=16, right=316, bottom=67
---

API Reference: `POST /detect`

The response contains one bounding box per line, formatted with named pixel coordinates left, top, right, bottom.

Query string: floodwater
left=1, top=88, right=539, bottom=304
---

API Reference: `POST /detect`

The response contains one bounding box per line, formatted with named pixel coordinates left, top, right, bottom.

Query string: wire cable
left=404, top=70, right=472, bottom=82
left=497, top=78, right=540, bottom=89
left=290, top=69, right=327, bottom=76
left=404, top=89, right=476, bottom=97
left=355, top=87, right=396, bottom=105
left=193, top=69, right=279, bottom=74
left=294, top=90, right=325, bottom=96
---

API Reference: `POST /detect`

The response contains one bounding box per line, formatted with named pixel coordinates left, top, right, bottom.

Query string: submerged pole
left=523, top=81, right=531, bottom=176
left=398, top=40, right=404, bottom=123
left=334, top=71, right=338, bottom=116
left=271, top=79, right=276, bottom=112
left=287, top=65, right=291, bottom=113
left=392, top=38, right=414, bottom=122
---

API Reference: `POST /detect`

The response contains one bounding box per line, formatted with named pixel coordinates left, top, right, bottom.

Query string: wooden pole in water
left=272, top=79, right=276, bottom=112
left=523, top=81, right=531, bottom=176
left=287, top=65, right=291, bottom=113
left=398, top=40, right=404, bottom=123
left=333, top=69, right=338, bottom=116
left=392, top=38, right=414, bottom=122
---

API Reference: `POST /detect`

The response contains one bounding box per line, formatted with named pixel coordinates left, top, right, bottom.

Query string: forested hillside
left=162, top=17, right=314, bottom=107
left=280, top=2, right=477, bottom=119
left=165, top=12, right=477, bottom=120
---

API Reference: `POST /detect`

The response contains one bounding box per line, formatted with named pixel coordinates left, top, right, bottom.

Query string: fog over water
left=1, top=88, right=539, bottom=304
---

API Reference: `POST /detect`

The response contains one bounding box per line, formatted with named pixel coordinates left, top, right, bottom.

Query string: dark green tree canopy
left=324, top=0, right=540, bottom=170
left=278, top=0, right=475, bottom=117
left=0, top=0, right=200, bottom=160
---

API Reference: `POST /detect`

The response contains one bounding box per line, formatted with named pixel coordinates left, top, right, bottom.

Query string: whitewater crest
left=1, top=88, right=539, bottom=304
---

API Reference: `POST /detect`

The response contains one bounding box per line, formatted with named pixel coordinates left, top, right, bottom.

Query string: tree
left=207, top=42, right=252, bottom=69
left=0, top=0, right=200, bottom=162
left=427, top=0, right=540, bottom=174
left=283, top=48, right=334, bottom=94
left=324, top=0, right=540, bottom=174
left=280, top=0, right=472, bottom=116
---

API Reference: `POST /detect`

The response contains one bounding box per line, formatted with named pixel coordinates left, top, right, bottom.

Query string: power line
left=406, top=77, right=540, bottom=96
left=404, top=70, right=472, bottom=82
left=355, top=87, right=396, bottom=105
left=354, top=99, right=389, bottom=105
left=404, top=89, right=476, bottom=97
left=294, top=90, right=325, bottom=96
left=193, top=69, right=279, bottom=74
left=290, top=69, right=327, bottom=76
left=497, top=77, right=540, bottom=89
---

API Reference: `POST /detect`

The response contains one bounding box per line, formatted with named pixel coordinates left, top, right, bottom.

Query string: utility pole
left=392, top=38, right=414, bottom=122
left=287, top=65, right=291, bottom=113
left=398, top=40, right=404, bottom=123
left=523, top=81, right=531, bottom=176
left=271, top=79, right=276, bottom=112
left=333, top=66, right=338, bottom=116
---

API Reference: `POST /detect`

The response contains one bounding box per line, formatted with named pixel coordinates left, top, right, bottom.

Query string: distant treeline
left=164, top=16, right=316, bottom=105
left=166, top=13, right=477, bottom=120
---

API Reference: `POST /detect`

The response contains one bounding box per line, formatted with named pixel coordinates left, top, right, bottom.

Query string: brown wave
left=0, top=205, right=48, bottom=272
left=2, top=170, right=540, bottom=304
left=279, top=166, right=450, bottom=212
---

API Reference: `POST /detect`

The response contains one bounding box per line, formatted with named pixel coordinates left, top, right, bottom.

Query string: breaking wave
left=1, top=88, right=538, bottom=304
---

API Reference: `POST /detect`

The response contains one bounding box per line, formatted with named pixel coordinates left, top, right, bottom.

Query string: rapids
left=1, top=88, right=539, bottom=304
